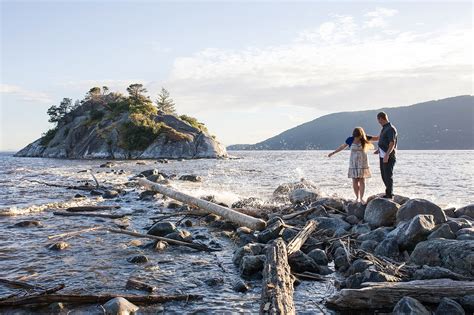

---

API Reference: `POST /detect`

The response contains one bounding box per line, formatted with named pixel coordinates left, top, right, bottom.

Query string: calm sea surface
left=0, top=150, right=472, bottom=313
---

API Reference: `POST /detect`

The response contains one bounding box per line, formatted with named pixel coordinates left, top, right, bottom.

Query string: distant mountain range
left=227, top=95, right=474, bottom=150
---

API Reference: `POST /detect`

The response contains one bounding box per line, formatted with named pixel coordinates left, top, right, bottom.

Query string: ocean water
left=0, top=150, right=472, bottom=314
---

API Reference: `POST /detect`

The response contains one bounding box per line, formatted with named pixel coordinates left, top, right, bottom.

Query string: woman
left=328, top=127, right=375, bottom=204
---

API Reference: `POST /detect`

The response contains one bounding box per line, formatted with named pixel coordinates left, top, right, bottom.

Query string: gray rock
left=375, top=238, right=401, bottom=260
left=102, top=297, right=139, bottom=315
left=257, top=218, right=285, bottom=243
left=232, top=279, right=250, bottom=293
left=345, top=273, right=365, bottom=289
left=397, top=198, right=446, bottom=224
left=457, top=227, right=474, bottom=237
left=179, top=175, right=202, bottom=182
left=48, top=242, right=69, bottom=251
left=147, top=174, right=165, bottom=182
left=428, top=223, right=456, bottom=240
left=357, top=227, right=392, bottom=243
left=281, top=228, right=299, bottom=242
left=457, top=234, right=474, bottom=240
left=346, top=259, right=372, bottom=276
left=344, top=202, right=366, bottom=220
left=139, top=190, right=159, bottom=201
left=90, top=189, right=103, bottom=196
left=239, top=255, right=265, bottom=277
left=307, top=249, right=328, bottom=265
left=233, top=243, right=265, bottom=266
left=459, top=295, right=474, bottom=312
left=128, top=255, right=149, bottom=264
left=351, top=223, right=371, bottom=235
left=345, top=215, right=359, bottom=225
left=313, top=217, right=351, bottom=235
left=414, top=265, right=469, bottom=281
left=333, top=247, right=350, bottom=272
left=364, top=198, right=400, bottom=227
left=410, top=239, right=474, bottom=276
left=435, top=297, right=465, bottom=315
left=139, top=169, right=160, bottom=177
left=152, top=241, right=168, bottom=251
left=312, top=197, right=345, bottom=211
left=103, top=190, right=119, bottom=199
left=14, top=220, right=43, bottom=228
left=288, top=250, right=319, bottom=273
left=362, top=269, right=400, bottom=283
left=454, top=204, right=474, bottom=219
left=360, top=240, right=379, bottom=253
left=447, top=218, right=472, bottom=233
left=164, top=230, right=192, bottom=242
left=289, top=188, right=321, bottom=204
left=148, top=222, right=176, bottom=237
left=273, top=179, right=319, bottom=202
left=397, top=215, right=437, bottom=250
left=443, top=207, right=456, bottom=217
left=204, top=277, right=224, bottom=287
left=393, top=296, right=430, bottom=315
left=232, top=197, right=265, bottom=209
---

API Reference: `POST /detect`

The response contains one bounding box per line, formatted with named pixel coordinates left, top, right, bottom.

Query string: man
left=374, top=112, right=398, bottom=198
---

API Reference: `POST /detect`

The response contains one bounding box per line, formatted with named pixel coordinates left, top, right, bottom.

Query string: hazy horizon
left=1, top=1, right=472, bottom=151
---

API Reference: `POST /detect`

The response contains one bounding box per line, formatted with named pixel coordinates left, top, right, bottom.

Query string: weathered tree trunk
left=105, top=228, right=213, bottom=252
left=48, top=226, right=103, bottom=240
left=66, top=206, right=120, bottom=212
left=326, top=279, right=474, bottom=310
left=286, top=220, right=317, bottom=256
left=138, top=178, right=266, bottom=231
left=260, top=238, right=295, bottom=315
left=0, top=293, right=202, bottom=307
left=53, top=211, right=126, bottom=219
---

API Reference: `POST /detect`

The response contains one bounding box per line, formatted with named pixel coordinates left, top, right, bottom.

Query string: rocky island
left=15, top=85, right=227, bottom=159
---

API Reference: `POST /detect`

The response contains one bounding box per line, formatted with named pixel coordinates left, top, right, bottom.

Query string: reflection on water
left=0, top=151, right=472, bottom=313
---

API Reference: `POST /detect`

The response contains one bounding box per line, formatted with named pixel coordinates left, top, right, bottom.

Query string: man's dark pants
left=380, top=155, right=396, bottom=197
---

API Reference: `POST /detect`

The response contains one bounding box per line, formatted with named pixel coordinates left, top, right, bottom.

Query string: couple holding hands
left=328, top=112, right=398, bottom=204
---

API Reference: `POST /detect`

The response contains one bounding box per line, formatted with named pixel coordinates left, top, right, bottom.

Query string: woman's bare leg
left=359, top=178, right=366, bottom=204
left=352, top=178, right=360, bottom=202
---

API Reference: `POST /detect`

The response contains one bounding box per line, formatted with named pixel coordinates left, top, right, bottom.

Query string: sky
left=1, top=0, right=472, bottom=151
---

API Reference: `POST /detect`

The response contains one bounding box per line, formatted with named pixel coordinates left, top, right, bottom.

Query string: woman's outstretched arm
left=328, top=143, right=348, bottom=157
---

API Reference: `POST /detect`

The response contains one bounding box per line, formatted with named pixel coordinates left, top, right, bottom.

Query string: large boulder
left=393, top=296, right=430, bottom=315
left=147, top=222, right=176, bottom=237
left=410, top=239, right=474, bottom=276
left=435, top=297, right=465, bottom=315
left=454, top=204, right=474, bottom=219
left=313, top=217, right=351, bottom=235
left=364, top=198, right=400, bottom=227
left=428, top=223, right=456, bottom=240
left=289, top=188, right=321, bottom=204
left=344, top=202, right=366, bottom=220
left=288, top=250, right=319, bottom=273
left=374, top=238, right=401, bottom=260
left=273, top=179, right=319, bottom=202
left=239, top=255, right=265, bottom=277
left=397, top=215, right=437, bottom=250
left=397, top=198, right=446, bottom=224
left=357, top=227, right=393, bottom=243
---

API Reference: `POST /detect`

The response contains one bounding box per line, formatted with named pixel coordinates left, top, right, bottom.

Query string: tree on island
left=127, top=84, right=148, bottom=102
left=47, top=98, right=74, bottom=124
left=156, top=87, right=176, bottom=115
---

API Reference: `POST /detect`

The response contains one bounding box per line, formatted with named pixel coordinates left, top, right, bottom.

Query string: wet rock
left=393, top=296, right=430, bottom=315
left=346, top=259, right=372, bottom=276
left=99, top=161, right=115, bottom=168
left=351, top=223, right=371, bottom=235
left=364, top=198, right=400, bottom=228
left=148, top=222, right=176, bottom=237
left=257, top=218, right=285, bottom=243
left=103, top=190, right=119, bottom=199
left=147, top=174, right=165, bottom=182
left=362, top=268, right=400, bottom=283
left=90, top=189, right=103, bottom=196
left=48, top=242, right=69, bottom=251
left=367, top=194, right=409, bottom=205
left=397, top=198, right=446, bottom=225
left=307, top=249, right=328, bottom=265
left=239, top=254, right=265, bottom=277
left=157, top=159, right=169, bottom=164
left=102, top=297, right=139, bottom=315
left=435, top=297, right=465, bottom=315
left=152, top=241, right=168, bottom=251
left=74, top=193, right=85, bottom=198
left=179, top=175, right=202, bottom=182
left=454, top=204, right=474, bottom=219
left=318, top=265, right=333, bottom=275
left=232, top=197, right=265, bottom=209
left=281, top=228, right=299, bottom=242
left=205, top=277, right=224, bottom=287
left=139, top=191, right=159, bottom=201
left=128, top=255, right=149, bottom=264
left=182, top=219, right=193, bottom=227
left=360, top=240, right=379, bottom=253
left=459, top=295, right=474, bottom=313
left=312, top=197, right=345, bottom=211
left=410, top=239, right=474, bottom=276
left=344, top=202, right=366, bottom=220
left=139, top=169, right=160, bottom=177
left=14, top=220, right=43, bottom=228
left=164, top=230, right=192, bottom=242
left=273, top=179, right=319, bottom=202
left=237, top=233, right=257, bottom=247
left=428, top=223, right=456, bottom=240
left=232, top=279, right=250, bottom=293
left=344, top=215, right=359, bottom=225
left=443, top=207, right=456, bottom=218
left=414, top=265, right=468, bottom=281
left=357, top=227, right=392, bottom=243
left=457, top=227, right=474, bottom=237
left=374, top=238, right=401, bottom=260
left=232, top=243, right=265, bottom=266
left=204, top=213, right=220, bottom=223
left=397, top=214, right=436, bottom=250
left=345, top=273, right=365, bottom=289
left=457, top=234, right=474, bottom=241
left=447, top=218, right=472, bottom=234
left=288, top=250, right=319, bottom=273
left=48, top=302, right=65, bottom=313
left=313, top=217, right=350, bottom=235
left=167, top=201, right=182, bottom=209
left=289, top=188, right=321, bottom=205
left=333, top=247, right=350, bottom=272
left=236, top=226, right=253, bottom=235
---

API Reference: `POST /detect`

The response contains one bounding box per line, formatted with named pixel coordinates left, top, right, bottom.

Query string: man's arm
left=369, top=135, right=379, bottom=141
left=383, top=141, right=395, bottom=163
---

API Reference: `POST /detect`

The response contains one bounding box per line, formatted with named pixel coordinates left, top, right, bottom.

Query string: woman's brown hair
left=352, top=127, right=373, bottom=151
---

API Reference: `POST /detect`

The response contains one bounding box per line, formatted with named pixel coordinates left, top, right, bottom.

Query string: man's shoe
left=382, top=195, right=393, bottom=199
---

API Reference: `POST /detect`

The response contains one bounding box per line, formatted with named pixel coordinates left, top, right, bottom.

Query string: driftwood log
left=126, top=279, right=156, bottom=292
left=0, top=278, right=45, bottom=290
left=48, top=226, right=103, bottom=240
left=287, top=220, right=317, bottom=256
left=260, top=238, right=295, bottom=315
left=0, top=292, right=202, bottom=307
left=138, top=178, right=266, bottom=231
left=105, top=228, right=214, bottom=252
left=326, top=279, right=474, bottom=310
left=66, top=206, right=120, bottom=212
left=53, top=211, right=127, bottom=219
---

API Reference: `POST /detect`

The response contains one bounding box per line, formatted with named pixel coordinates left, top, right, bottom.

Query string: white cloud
left=364, top=7, right=398, bottom=28
left=0, top=84, right=53, bottom=103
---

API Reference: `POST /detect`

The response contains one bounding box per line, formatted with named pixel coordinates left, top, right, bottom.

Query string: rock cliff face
left=15, top=101, right=227, bottom=159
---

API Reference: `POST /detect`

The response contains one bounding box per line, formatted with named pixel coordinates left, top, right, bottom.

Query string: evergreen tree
left=127, top=83, right=148, bottom=102
left=47, top=98, right=73, bottom=124
left=156, top=87, right=176, bottom=115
